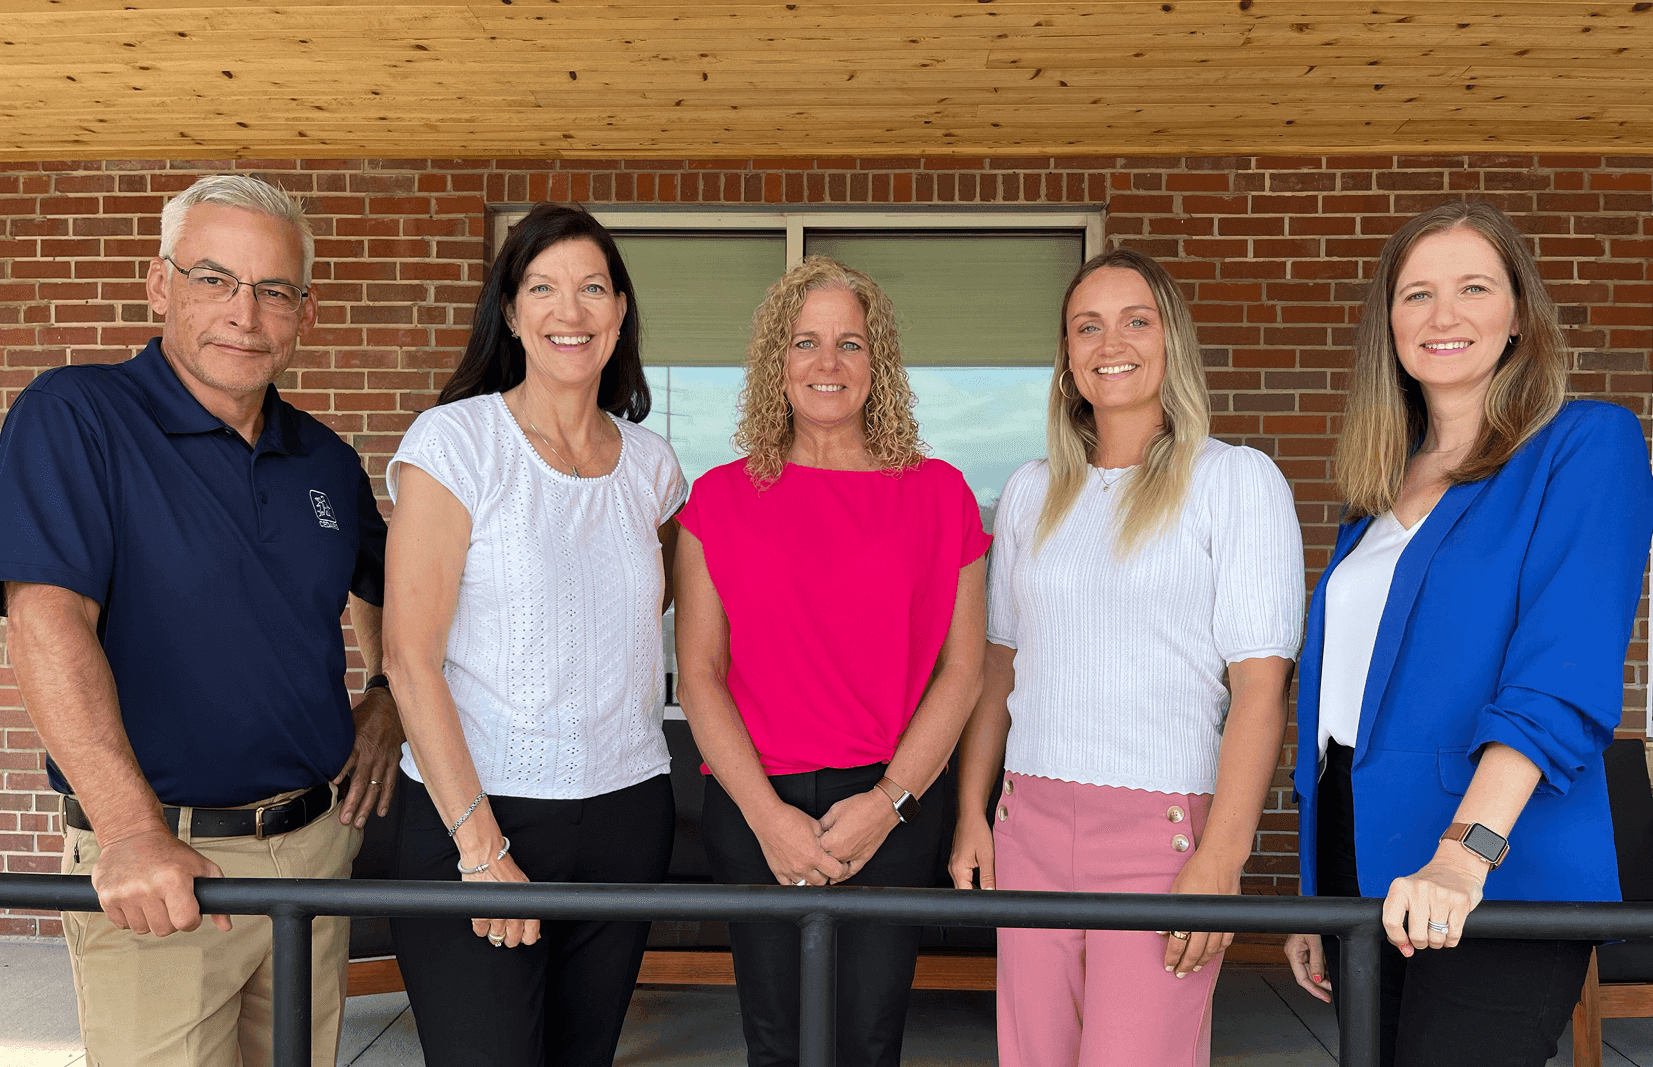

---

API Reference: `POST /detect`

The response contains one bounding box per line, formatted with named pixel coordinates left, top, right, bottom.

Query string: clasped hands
left=756, top=788, right=900, bottom=887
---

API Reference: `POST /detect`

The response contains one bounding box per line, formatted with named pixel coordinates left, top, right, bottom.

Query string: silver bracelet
left=457, top=836, right=511, bottom=876
left=447, top=791, right=487, bottom=837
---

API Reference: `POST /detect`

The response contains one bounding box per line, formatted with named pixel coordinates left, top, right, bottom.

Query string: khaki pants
left=61, top=787, right=363, bottom=1067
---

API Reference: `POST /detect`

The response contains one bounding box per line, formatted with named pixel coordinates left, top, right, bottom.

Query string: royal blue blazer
left=1295, top=400, right=1653, bottom=902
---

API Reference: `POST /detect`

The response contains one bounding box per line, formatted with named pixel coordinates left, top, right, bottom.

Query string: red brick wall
left=1, top=154, right=1649, bottom=934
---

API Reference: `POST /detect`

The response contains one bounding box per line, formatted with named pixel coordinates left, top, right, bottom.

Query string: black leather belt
left=62, top=782, right=335, bottom=840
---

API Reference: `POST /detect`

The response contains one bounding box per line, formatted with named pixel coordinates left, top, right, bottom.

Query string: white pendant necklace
left=1099, top=466, right=1131, bottom=492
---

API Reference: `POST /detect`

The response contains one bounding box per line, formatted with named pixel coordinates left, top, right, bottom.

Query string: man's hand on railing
left=1284, top=933, right=1332, bottom=1002
left=947, top=816, right=995, bottom=890
left=90, top=828, right=231, bottom=936
left=1160, top=848, right=1240, bottom=978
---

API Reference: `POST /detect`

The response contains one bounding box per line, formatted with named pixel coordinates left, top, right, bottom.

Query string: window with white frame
left=492, top=208, right=1103, bottom=523
left=491, top=209, right=1104, bottom=701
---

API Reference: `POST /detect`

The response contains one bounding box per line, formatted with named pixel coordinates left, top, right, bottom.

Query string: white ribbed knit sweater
left=987, top=439, right=1304, bottom=795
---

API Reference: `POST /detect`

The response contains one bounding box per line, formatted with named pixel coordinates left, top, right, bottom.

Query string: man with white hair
left=0, top=174, right=402, bottom=1066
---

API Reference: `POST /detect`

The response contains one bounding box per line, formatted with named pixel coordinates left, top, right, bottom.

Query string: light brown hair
left=1336, top=200, right=1566, bottom=518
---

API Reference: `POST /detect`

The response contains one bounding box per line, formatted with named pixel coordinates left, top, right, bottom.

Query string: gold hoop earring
left=1059, top=369, right=1078, bottom=402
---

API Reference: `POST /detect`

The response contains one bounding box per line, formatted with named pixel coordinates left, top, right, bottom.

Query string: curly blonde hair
left=733, top=255, right=927, bottom=486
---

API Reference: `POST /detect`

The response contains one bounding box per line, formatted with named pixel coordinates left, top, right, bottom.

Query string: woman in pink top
left=675, top=256, right=989, bottom=1067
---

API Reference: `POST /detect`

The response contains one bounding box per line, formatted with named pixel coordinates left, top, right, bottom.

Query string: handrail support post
left=798, top=911, right=838, bottom=1067
left=271, top=906, right=313, bottom=1067
left=1339, top=921, right=1384, bottom=1067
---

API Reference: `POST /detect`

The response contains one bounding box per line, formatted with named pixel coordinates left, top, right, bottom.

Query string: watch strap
left=876, top=776, right=920, bottom=824
left=363, top=673, right=391, bottom=695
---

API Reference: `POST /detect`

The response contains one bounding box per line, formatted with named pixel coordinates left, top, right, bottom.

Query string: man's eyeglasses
left=163, top=257, right=309, bottom=315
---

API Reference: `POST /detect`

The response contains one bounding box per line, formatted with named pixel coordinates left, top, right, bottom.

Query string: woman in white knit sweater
left=949, top=248, right=1304, bottom=1067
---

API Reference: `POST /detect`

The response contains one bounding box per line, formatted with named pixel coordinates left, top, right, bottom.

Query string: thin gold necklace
left=520, top=405, right=604, bottom=478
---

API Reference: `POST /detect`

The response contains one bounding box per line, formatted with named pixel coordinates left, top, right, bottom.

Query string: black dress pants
left=390, top=771, right=675, bottom=1067
left=702, top=763, right=949, bottom=1067
left=1317, top=742, right=1593, bottom=1067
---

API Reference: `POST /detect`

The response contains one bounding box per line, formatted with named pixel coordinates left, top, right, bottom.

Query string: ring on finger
left=1170, top=930, right=1191, bottom=941
left=794, top=878, right=808, bottom=886
left=1427, top=921, right=1450, bottom=934
left=487, top=933, right=505, bottom=946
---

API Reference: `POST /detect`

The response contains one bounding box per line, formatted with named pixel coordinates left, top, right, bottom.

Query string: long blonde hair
left=1036, top=248, right=1211, bottom=554
left=1336, top=200, right=1566, bottom=518
left=733, top=256, right=926, bottom=487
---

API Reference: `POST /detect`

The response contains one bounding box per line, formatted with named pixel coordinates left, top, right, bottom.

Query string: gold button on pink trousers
left=991, top=772, right=1219, bottom=1067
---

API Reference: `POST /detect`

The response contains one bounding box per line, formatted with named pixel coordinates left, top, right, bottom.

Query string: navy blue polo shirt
left=0, top=339, right=387, bottom=807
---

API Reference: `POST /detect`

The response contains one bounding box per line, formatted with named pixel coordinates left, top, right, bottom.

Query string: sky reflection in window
left=642, top=364, right=1050, bottom=526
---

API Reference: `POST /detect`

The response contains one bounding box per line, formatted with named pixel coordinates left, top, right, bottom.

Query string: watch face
left=1462, top=823, right=1506, bottom=862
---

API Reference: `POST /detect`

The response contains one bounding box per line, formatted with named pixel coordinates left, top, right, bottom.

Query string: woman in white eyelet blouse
left=381, top=204, right=684, bottom=1067
left=950, top=247, right=1304, bottom=1067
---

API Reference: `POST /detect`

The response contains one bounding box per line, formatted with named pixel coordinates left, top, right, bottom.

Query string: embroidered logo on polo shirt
left=309, top=490, right=340, bottom=531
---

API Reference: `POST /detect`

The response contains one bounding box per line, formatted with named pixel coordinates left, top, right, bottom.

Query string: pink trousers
left=994, top=772, right=1219, bottom=1067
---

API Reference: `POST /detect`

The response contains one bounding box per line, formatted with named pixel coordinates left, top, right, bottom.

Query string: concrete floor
left=5, top=935, right=1653, bottom=1066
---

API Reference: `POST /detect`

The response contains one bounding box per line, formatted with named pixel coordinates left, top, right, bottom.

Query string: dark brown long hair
left=1336, top=200, right=1565, bottom=518
left=437, top=203, right=650, bottom=421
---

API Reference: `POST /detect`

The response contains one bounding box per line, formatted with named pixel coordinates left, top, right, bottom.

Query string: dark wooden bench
left=1571, top=736, right=1653, bottom=1067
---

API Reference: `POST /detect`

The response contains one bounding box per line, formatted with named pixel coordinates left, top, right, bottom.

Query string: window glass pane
left=640, top=365, right=745, bottom=486
left=615, top=234, right=786, bottom=366
left=641, top=364, right=1049, bottom=526
left=803, top=232, right=1083, bottom=367
left=906, top=366, right=1049, bottom=530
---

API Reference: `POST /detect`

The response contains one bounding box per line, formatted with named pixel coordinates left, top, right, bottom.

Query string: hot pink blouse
left=678, top=458, right=991, bottom=776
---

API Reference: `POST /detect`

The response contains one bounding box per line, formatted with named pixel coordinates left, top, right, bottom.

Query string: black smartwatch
left=877, top=776, right=921, bottom=824
left=1441, top=821, right=1508, bottom=869
left=363, top=673, right=392, bottom=696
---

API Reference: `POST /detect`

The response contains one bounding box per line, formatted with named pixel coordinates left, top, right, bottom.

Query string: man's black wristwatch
left=876, top=776, right=921, bottom=824
left=363, top=673, right=391, bottom=696
left=1441, top=821, right=1508, bottom=869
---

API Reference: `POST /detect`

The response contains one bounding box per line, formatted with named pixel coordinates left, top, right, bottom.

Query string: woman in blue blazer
left=1283, top=199, right=1653, bottom=1067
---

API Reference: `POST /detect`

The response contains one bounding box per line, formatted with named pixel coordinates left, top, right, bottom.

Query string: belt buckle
left=254, top=803, right=272, bottom=840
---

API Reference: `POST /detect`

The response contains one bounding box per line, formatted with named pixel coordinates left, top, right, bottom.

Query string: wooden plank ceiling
left=1, top=1, right=1650, bottom=160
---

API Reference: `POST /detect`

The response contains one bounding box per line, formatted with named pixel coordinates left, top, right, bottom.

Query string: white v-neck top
left=1317, top=510, right=1431, bottom=756
left=387, top=394, right=687, bottom=799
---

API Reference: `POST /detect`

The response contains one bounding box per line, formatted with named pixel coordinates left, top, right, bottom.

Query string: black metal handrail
left=5, top=873, right=1648, bottom=1067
